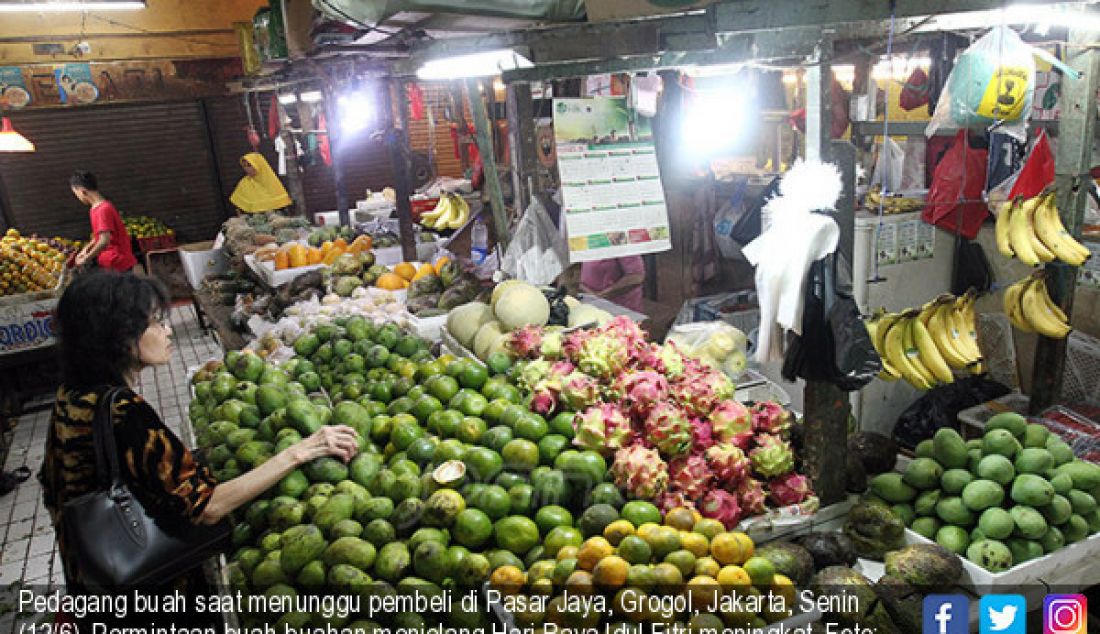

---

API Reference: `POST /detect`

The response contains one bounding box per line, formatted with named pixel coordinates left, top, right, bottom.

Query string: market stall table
left=193, top=290, right=248, bottom=352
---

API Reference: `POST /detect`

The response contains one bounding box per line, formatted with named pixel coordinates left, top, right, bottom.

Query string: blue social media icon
left=981, top=595, right=1026, bottom=634
left=924, top=595, right=969, bottom=634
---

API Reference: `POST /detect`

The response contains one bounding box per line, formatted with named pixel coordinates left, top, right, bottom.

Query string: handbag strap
left=92, top=387, right=128, bottom=491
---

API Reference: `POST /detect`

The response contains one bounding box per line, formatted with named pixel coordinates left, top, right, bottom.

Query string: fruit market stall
left=0, top=230, right=79, bottom=417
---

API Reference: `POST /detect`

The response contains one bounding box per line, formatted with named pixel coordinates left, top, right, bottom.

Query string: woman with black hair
left=39, top=271, right=360, bottom=598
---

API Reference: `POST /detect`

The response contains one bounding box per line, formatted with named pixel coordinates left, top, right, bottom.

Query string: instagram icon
left=1044, top=595, right=1087, bottom=634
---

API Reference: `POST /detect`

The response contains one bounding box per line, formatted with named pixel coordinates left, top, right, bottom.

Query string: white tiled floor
left=0, top=303, right=222, bottom=591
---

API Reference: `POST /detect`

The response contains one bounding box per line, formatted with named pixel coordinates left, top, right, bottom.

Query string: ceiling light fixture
left=416, top=49, right=533, bottom=80
left=0, top=1, right=146, bottom=12
left=0, top=118, right=35, bottom=152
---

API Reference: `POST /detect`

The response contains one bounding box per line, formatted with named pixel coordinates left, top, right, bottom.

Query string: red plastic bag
left=899, top=68, right=930, bottom=111
left=1008, top=130, right=1055, bottom=200
left=922, top=130, right=989, bottom=239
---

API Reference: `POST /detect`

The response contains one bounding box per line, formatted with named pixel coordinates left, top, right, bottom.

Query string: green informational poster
left=552, top=97, right=671, bottom=263
left=0, top=67, right=30, bottom=109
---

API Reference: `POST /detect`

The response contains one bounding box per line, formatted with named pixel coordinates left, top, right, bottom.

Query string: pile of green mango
left=189, top=315, right=619, bottom=631
left=868, top=414, right=1100, bottom=572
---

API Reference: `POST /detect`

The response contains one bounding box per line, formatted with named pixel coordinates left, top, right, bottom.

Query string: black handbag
left=61, top=387, right=231, bottom=591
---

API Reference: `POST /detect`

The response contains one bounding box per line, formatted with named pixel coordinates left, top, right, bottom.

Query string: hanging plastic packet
left=501, top=196, right=568, bottom=285
left=927, top=26, right=1079, bottom=141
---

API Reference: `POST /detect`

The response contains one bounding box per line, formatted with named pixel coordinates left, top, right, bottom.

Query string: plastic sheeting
left=314, top=0, right=586, bottom=26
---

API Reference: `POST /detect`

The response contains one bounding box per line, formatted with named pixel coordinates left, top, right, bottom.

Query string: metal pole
left=321, top=84, right=351, bottom=227
left=466, top=77, right=511, bottom=250
left=506, top=82, right=539, bottom=213
left=386, top=79, right=419, bottom=263
left=1030, top=19, right=1100, bottom=413
left=801, top=37, right=849, bottom=507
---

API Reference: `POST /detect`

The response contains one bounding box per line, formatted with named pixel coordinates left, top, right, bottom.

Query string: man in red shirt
left=70, top=171, right=137, bottom=272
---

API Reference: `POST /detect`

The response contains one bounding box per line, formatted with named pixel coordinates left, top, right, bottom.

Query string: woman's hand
left=292, top=425, right=360, bottom=465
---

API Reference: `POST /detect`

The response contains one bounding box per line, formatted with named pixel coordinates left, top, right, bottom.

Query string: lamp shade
left=0, top=117, right=35, bottom=152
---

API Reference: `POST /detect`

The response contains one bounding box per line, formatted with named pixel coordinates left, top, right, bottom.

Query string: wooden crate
left=144, top=248, right=192, bottom=299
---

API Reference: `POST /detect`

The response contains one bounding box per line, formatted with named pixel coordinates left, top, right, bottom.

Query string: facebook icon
left=924, top=595, right=970, bottom=634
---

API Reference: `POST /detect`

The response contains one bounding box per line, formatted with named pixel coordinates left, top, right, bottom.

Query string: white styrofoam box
left=178, top=241, right=227, bottom=289
left=957, top=392, right=1031, bottom=436
left=409, top=313, right=448, bottom=341
left=905, top=528, right=1100, bottom=594
left=372, top=242, right=444, bottom=266
left=244, top=254, right=324, bottom=288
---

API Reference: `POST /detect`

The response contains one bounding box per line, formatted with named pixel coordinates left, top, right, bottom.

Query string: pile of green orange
left=188, top=316, right=631, bottom=631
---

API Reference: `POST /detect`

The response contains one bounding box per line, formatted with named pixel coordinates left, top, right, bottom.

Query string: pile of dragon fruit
left=506, top=315, right=818, bottom=529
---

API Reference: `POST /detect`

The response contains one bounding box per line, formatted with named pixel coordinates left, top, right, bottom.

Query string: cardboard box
left=586, top=0, right=714, bottom=22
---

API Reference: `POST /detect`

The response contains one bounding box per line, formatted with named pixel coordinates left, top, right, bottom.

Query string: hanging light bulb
left=0, top=118, right=34, bottom=152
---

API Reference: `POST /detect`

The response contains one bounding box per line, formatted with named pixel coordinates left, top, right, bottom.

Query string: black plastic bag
left=893, top=376, right=1012, bottom=449
left=951, top=238, right=994, bottom=295
left=782, top=254, right=882, bottom=391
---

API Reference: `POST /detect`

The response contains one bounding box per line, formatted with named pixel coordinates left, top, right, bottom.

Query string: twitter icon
left=981, top=595, right=1026, bottom=634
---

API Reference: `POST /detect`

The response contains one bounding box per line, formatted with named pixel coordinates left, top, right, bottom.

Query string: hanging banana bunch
left=1003, top=272, right=1072, bottom=339
left=419, top=193, right=470, bottom=231
left=865, top=291, right=984, bottom=390
left=995, top=190, right=1091, bottom=267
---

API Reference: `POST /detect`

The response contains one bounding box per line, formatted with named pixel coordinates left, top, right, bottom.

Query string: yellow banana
left=431, top=197, right=457, bottom=229
left=883, top=314, right=933, bottom=389
left=866, top=310, right=902, bottom=381
left=912, top=311, right=954, bottom=384
left=925, top=298, right=973, bottom=370
left=1004, top=279, right=1034, bottom=332
left=1020, top=276, right=1071, bottom=338
left=1034, top=276, right=1068, bottom=323
left=421, top=197, right=450, bottom=222
left=902, top=314, right=937, bottom=387
left=1022, top=196, right=1057, bottom=263
left=953, top=292, right=984, bottom=363
left=1034, top=192, right=1090, bottom=266
left=1009, top=195, right=1043, bottom=266
left=445, top=194, right=470, bottom=229
left=994, top=197, right=1017, bottom=258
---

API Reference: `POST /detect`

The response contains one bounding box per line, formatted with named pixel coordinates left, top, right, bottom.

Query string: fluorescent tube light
left=0, top=1, right=145, bottom=11
left=417, top=49, right=533, bottom=80
left=300, top=91, right=323, bottom=103
left=277, top=93, right=298, bottom=105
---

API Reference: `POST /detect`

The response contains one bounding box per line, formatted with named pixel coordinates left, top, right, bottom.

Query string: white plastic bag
left=501, top=196, right=568, bottom=285
left=927, top=26, right=1038, bottom=140
left=870, top=137, right=904, bottom=193
left=666, top=321, right=748, bottom=377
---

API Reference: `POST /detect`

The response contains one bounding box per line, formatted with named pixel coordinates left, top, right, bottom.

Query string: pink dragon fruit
left=615, top=371, right=670, bottom=420
left=562, top=328, right=596, bottom=363
left=528, top=381, right=559, bottom=416
left=643, top=402, right=694, bottom=457
left=736, top=478, right=767, bottom=516
left=573, top=333, right=629, bottom=380
left=749, top=434, right=795, bottom=478
left=517, top=359, right=553, bottom=391
left=540, top=329, right=564, bottom=359
left=668, top=453, right=714, bottom=500
left=637, top=342, right=686, bottom=378
left=704, top=443, right=750, bottom=486
left=709, top=400, right=753, bottom=449
left=752, top=401, right=792, bottom=437
left=506, top=325, right=544, bottom=359
left=560, top=372, right=600, bottom=411
left=601, top=315, right=649, bottom=357
left=671, top=365, right=734, bottom=418
left=610, top=444, right=668, bottom=500
left=768, top=472, right=814, bottom=506
left=691, top=419, right=714, bottom=452
left=574, top=403, right=634, bottom=455
left=656, top=489, right=696, bottom=514
left=700, top=489, right=742, bottom=529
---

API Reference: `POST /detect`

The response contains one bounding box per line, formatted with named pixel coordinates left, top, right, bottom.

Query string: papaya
left=307, top=247, right=324, bottom=265
left=289, top=244, right=308, bottom=268
left=274, top=249, right=290, bottom=271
